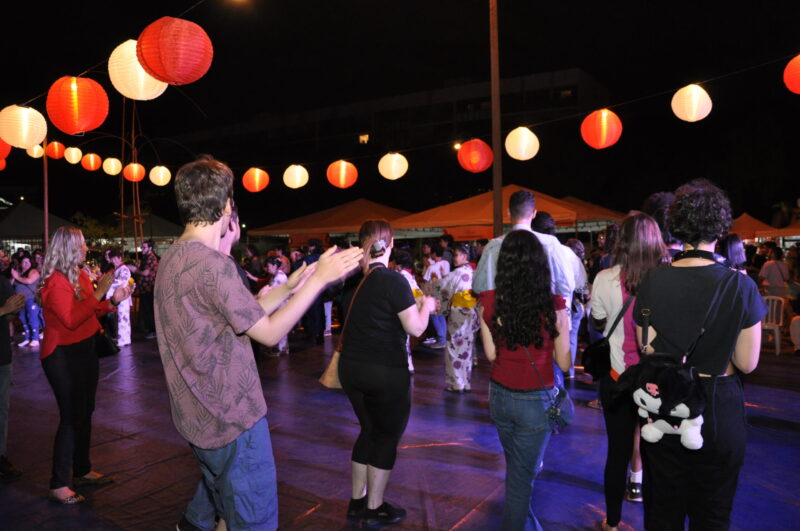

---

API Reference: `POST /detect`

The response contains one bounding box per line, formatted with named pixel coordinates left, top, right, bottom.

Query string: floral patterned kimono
left=106, top=264, right=132, bottom=346
left=398, top=268, right=423, bottom=373
left=270, top=270, right=290, bottom=355
left=434, top=264, right=479, bottom=391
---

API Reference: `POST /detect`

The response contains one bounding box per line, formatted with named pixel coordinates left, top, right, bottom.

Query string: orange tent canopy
left=560, top=196, right=625, bottom=223
left=248, top=198, right=410, bottom=237
left=754, top=220, right=800, bottom=239
left=730, top=213, right=774, bottom=239
left=391, top=185, right=577, bottom=232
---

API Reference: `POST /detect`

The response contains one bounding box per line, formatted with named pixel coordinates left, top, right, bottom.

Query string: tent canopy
left=248, top=198, right=410, bottom=237
left=0, top=201, right=73, bottom=239
left=730, top=213, right=774, bottom=240
left=754, top=220, right=800, bottom=239
left=391, top=185, right=577, bottom=234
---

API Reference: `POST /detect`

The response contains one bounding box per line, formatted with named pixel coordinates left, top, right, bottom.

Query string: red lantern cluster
left=243, top=167, right=269, bottom=193
left=581, top=109, right=623, bottom=150
left=326, top=160, right=358, bottom=189
left=45, top=141, right=65, bottom=159
left=457, top=138, right=493, bottom=173
left=783, top=55, right=800, bottom=94
left=137, top=17, right=214, bottom=86
left=46, top=76, right=109, bottom=135
left=123, top=162, right=146, bottom=182
left=81, top=153, right=102, bottom=171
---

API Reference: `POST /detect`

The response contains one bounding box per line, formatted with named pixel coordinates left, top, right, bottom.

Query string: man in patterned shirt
left=155, top=156, right=362, bottom=531
left=137, top=239, right=159, bottom=339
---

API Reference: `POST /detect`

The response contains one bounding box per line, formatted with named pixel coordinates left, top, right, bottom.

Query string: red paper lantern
left=242, top=167, right=269, bottom=193
left=326, top=160, right=358, bottom=189
left=457, top=138, right=493, bottom=173
left=81, top=153, right=102, bottom=171
left=0, top=138, right=10, bottom=160
left=783, top=55, right=800, bottom=94
left=123, top=162, right=146, bottom=182
left=45, top=141, right=65, bottom=159
left=581, top=109, right=623, bottom=150
left=136, top=17, right=214, bottom=86
left=46, top=76, right=109, bottom=135
left=0, top=159, right=6, bottom=171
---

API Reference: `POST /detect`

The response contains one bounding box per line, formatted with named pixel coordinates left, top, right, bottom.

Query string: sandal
left=48, top=491, right=86, bottom=504
left=73, top=472, right=114, bottom=486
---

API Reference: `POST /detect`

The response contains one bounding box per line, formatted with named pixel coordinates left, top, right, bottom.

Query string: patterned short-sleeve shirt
left=139, top=251, right=159, bottom=293
left=155, top=241, right=267, bottom=449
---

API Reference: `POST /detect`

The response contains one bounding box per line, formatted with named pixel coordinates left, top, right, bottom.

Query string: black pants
left=599, top=374, right=638, bottom=527
left=642, top=375, right=747, bottom=531
left=302, top=295, right=324, bottom=337
left=41, top=336, right=99, bottom=489
left=138, top=291, right=155, bottom=333
left=339, top=357, right=411, bottom=470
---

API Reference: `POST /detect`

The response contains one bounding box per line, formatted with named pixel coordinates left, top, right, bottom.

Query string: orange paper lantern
left=457, top=138, right=493, bottom=173
left=0, top=159, right=6, bottom=171
left=136, top=17, right=214, bottom=86
left=46, top=76, right=109, bottom=135
left=242, top=167, right=269, bottom=193
left=783, top=54, right=800, bottom=94
left=81, top=153, right=102, bottom=171
left=123, top=162, right=146, bottom=182
left=45, top=141, right=65, bottom=159
left=326, top=160, right=358, bottom=189
left=0, top=138, right=10, bottom=160
left=581, top=109, right=623, bottom=150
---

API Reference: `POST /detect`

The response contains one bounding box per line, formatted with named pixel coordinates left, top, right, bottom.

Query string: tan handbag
left=319, top=268, right=374, bottom=389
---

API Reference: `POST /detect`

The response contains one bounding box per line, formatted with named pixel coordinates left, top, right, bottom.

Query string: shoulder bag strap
left=607, top=295, right=634, bottom=338
left=337, top=267, right=375, bottom=351
left=522, top=346, right=558, bottom=409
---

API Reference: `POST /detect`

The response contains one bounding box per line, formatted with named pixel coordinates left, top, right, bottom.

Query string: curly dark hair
left=668, top=179, right=732, bottom=247
left=493, top=230, right=558, bottom=350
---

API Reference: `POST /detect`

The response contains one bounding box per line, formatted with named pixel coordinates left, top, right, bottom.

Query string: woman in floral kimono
left=265, top=257, right=290, bottom=355
left=392, top=250, right=424, bottom=373
left=434, top=244, right=479, bottom=392
left=106, top=248, right=133, bottom=347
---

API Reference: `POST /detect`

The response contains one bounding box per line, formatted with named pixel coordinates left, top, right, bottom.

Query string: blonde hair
left=358, top=220, right=394, bottom=272
left=41, top=227, right=86, bottom=298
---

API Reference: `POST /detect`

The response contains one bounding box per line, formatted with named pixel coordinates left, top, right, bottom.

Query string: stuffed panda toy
left=619, top=353, right=706, bottom=450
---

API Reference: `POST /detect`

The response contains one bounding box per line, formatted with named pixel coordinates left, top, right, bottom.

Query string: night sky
left=1, top=1, right=799, bottom=233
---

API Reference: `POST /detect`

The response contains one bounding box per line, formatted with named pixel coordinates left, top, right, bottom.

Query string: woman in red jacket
left=39, top=227, right=133, bottom=504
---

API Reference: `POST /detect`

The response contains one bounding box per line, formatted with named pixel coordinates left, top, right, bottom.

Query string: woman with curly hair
left=634, top=179, right=766, bottom=529
left=478, top=230, right=571, bottom=530
left=591, top=212, right=667, bottom=531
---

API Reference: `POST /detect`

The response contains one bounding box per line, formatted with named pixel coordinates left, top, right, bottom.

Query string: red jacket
left=40, top=270, right=116, bottom=359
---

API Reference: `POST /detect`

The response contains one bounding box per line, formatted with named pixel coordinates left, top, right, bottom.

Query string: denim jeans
left=41, top=336, right=98, bottom=489
left=185, top=417, right=278, bottom=531
left=432, top=315, right=447, bottom=343
left=568, top=303, right=584, bottom=377
left=19, top=297, right=42, bottom=341
left=0, top=363, right=11, bottom=456
left=489, top=381, right=553, bottom=531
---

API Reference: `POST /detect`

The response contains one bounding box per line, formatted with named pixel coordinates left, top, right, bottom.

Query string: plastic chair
left=762, top=296, right=785, bottom=355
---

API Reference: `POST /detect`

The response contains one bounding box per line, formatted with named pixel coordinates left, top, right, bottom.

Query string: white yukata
left=270, top=270, right=290, bottom=354
left=398, top=268, right=423, bottom=373
left=433, top=264, right=479, bottom=391
left=106, top=264, right=132, bottom=346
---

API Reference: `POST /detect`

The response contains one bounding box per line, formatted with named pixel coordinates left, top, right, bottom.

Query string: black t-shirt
left=634, top=263, right=767, bottom=375
left=341, top=264, right=416, bottom=368
left=0, top=276, right=13, bottom=366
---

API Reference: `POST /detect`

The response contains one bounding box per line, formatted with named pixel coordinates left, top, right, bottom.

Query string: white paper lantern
left=505, top=126, right=540, bottom=160
left=64, top=147, right=83, bottom=164
left=671, top=84, right=712, bottom=122
left=149, top=165, right=171, bottom=186
left=103, top=157, right=122, bottom=175
left=26, top=144, right=44, bottom=158
left=108, top=40, right=168, bottom=101
left=377, top=153, right=408, bottom=180
left=0, top=105, right=48, bottom=149
left=283, top=164, right=309, bottom=189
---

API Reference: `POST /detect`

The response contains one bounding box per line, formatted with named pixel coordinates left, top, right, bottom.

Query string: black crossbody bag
left=581, top=295, right=634, bottom=381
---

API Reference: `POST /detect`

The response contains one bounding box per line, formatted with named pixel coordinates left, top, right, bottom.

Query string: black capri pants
left=339, top=356, right=411, bottom=470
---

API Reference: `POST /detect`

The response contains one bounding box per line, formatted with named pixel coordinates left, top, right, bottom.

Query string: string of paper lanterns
left=242, top=167, right=269, bottom=192
left=283, top=165, right=309, bottom=189
left=45, top=141, right=65, bottom=159
left=327, top=160, right=358, bottom=189
left=81, top=153, right=102, bottom=171
left=46, top=76, right=109, bottom=135
left=108, top=40, right=168, bottom=101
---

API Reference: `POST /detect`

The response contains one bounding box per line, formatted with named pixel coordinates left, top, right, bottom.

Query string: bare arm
left=478, top=304, right=496, bottom=362
left=255, top=263, right=314, bottom=315
left=731, top=322, right=761, bottom=374
left=636, top=325, right=658, bottom=354
left=11, top=269, right=40, bottom=284
left=553, top=308, right=571, bottom=372
left=397, top=295, right=436, bottom=337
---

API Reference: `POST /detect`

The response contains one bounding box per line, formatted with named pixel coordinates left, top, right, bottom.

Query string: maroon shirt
left=480, top=290, right=565, bottom=390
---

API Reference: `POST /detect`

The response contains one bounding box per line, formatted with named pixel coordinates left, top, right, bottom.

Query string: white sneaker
left=17, top=339, right=30, bottom=347
left=29, top=340, right=39, bottom=348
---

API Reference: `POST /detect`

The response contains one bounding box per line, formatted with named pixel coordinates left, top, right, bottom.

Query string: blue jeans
left=432, top=315, right=447, bottom=343
left=0, top=363, right=11, bottom=456
left=19, top=297, right=41, bottom=341
left=569, top=303, right=584, bottom=377
left=185, top=417, right=278, bottom=531
left=489, top=381, right=553, bottom=531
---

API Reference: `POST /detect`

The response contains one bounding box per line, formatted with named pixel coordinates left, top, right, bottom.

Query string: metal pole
left=489, top=0, right=503, bottom=237
left=43, top=136, right=49, bottom=248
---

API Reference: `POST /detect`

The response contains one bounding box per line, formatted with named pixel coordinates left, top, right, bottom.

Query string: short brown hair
left=174, top=155, right=234, bottom=225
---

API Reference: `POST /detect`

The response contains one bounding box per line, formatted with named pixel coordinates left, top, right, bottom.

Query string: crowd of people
left=0, top=162, right=798, bottom=529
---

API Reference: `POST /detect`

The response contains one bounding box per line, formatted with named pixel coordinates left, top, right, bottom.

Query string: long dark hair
left=493, top=230, right=558, bottom=350
left=613, top=212, right=667, bottom=295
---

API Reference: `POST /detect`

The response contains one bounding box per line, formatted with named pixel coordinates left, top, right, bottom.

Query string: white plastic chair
left=762, top=296, right=785, bottom=355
